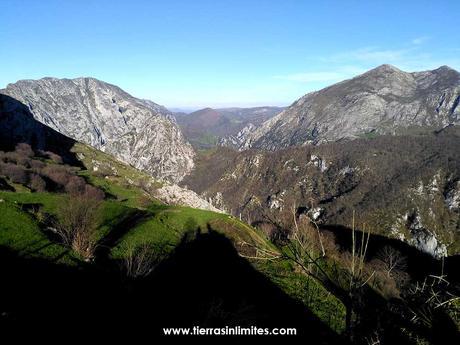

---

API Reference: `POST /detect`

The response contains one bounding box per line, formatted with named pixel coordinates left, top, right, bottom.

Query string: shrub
left=29, top=159, right=46, bottom=172
left=368, top=259, right=401, bottom=298
left=137, top=195, right=153, bottom=208
left=0, top=146, right=33, bottom=167
left=54, top=194, right=102, bottom=260
left=1, top=163, right=29, bottom=184
left=136, top=178, right=153, bottom=193
left=15, top=143, right=34, bottom=157
left=256, top=222, right=279, bottom=240
left=29, top=205, right=48, bottom=224
left=15, top=155, right=32, bottom=168
left=83, top=184, right=105, bottom=201
left=122, top=242, right=166, bottom=278
left=3, top=151, right=22, bottom=164
left=41, top=165, right=72, bottom=187
left=47, top=151, right=63, bottom=164
left=65, top=176, right=87, bottom=195
left=321, top=230, right=340, bottom=259
left=29, top=174, right=46, bottom=192
left=37, top=150, right=63, bottom=164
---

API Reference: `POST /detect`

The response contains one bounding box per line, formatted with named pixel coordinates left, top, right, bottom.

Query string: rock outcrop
left=154, top=184, right=223, bottom=213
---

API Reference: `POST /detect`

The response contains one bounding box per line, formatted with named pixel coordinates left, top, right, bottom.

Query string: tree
left=285, top=207, right=374, bottom=342
left=344, top=213, right=373, bottom=341
left=375, top=245, right=407, bottom=278
left=122, top=242, right=166, bottom=278
left=281, top=201, right=331, bottom=273
left=286, top=204, right=325, bottom=274
left=55, top=193, right=102, bottom=260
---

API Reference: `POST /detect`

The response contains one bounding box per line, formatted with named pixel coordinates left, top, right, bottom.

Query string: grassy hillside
left=0, top=141, right=274, bottom=261
left=0, top=141, right=347, bottom=339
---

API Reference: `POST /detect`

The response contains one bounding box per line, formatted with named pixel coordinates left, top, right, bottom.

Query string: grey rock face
left=1, top=77, right=195, bottom=182
left=154, top=184, right=223, bottom=212
left=218, top=123, right=257, bottom=148
left=445, top=180, right=460, bottom=211
left=236, top=65, right=460, bottom=150
left=405, top=212, right=447, bottom=258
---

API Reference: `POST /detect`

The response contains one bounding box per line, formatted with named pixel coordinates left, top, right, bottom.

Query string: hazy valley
left=174, top=106, right=284, bottom=149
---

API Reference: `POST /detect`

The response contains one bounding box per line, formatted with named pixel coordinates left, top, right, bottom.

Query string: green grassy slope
left=0, top=142, right=346, bottom=333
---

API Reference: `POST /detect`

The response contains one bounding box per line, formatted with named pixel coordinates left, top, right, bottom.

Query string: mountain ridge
left=228, top=64, right=460, bottom=150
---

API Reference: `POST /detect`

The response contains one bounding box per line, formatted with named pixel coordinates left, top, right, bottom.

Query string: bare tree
left=348, top=214, right=373, bottom=289
left=257, top=202, right=381, bottom=341
left=54, top=194, right=102, bottom=260
left=281, top=201, right=337, bottom=285
left=376, top=245, right=407, bottom=278
left=338, top=211, right=374, bottom=342
left=122, top=242, right=166, bottom=278
left=288, top=210, right=324, bottom=273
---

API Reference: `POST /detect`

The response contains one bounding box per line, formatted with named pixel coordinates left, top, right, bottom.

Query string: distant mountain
left=232, top=65, right=460, bottom=150
left=174, top=106, right=284, bottom=149
left=169, top=107, right=198, bottom=114
left=1, top=77, right=195, bottom=182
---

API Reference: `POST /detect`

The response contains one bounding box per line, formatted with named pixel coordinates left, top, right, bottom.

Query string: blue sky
left=1, top=0, right=459, bottom=109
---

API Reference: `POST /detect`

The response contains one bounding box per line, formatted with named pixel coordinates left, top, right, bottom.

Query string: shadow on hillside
left=0, top=94, right=81, bottom=165
left=313, top=224, right=460, bottom=345
left=0, top=228, right=344, bottom=343
left=95, top=209, right=152, bottom=261
left=0, top=177, right=15, bottom=191
left=322, top=224, right=459, bottom=282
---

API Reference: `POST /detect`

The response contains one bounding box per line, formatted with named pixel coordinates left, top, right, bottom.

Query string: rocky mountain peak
left=228, top=65, right=460, bottom=150
left=434, top=65, right=459, bottom=73
left=1, top=77, right=195, bottom=182
left=367, top=63, right=404, bottom=74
